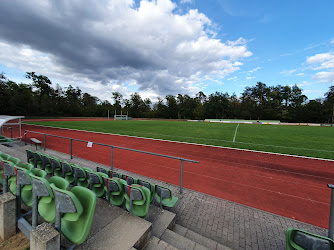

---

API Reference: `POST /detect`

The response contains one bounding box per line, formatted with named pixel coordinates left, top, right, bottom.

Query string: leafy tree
left=153, top=98, right=167, bottom=118
left=64, top=85, right=82, bottom=116
left=193, top=103, right=206, bottom=120
left=302, top=99, right=326, bottom=123
left=281, top=85, right=292, bottom=107
left=206, top=92, right=230, bottom=119
left=325, top=86, right=334, bottom=123
left=165, top=95, right=178, bottom=119
left=112, top=92, right=123, bottom=111
left=26, top=72, right=52, bottom=113
left=177, top=94, right=197, bottom=119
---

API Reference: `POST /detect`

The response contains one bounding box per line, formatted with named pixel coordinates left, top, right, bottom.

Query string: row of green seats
left=27, top=150, right=178, bottom=219
left=97, top=167, right=179, bottom=211
left=0, top=151, right=21, bottom=187
left=26, top=150, right=109, bottom=198
left=2, top=150, right=96, bottom=246
left=0, top=136, right=13, bottom=143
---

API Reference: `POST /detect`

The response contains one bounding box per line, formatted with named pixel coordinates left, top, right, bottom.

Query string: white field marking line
left=58, top=139, right=329, bottom=204
left=233, top=123, right=239, bottom=142
left=25, top=123, right=333, bottom=152
left=24, top=123, right=334, bottom=162
left=56, top=126, right=334, bottom=153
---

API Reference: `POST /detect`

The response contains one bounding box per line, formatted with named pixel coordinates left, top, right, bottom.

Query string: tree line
left=1, top=72, right=333, bottom=123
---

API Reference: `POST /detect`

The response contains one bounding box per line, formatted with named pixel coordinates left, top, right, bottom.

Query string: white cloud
left=180, top=0, right=193, bottom=4
left=227, top=76, right=238, bottom=81
left=296, top=73, right=305, bottom=76
left=280, top=69, right=297, bottom=75
left=227, top=37, right=247, bottom=46
left=246, top=76, right=255, bottom=80
left=128, top=81, right=137, bottom=86
left=233, top=61, right=243, bottom=66
left=312, top=71, right=334, bottom=83
left=248, top=66, right=261, bottom=74
left=331, top=39, right=334, bottom=44
left=297, top=81, right=313, bottom=87
left=306, top=52, right=334, bottom=83
left=0, top=0, right=252, bottom=101
left=307, top=53, right=334, bottom=64
left=314, top=59, right=334, bottom=70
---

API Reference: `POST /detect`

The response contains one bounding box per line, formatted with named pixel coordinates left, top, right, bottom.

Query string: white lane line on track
left=24, top=123, right=334, bottom=162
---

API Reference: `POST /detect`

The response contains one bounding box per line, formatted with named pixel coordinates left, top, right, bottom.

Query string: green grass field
left=24, top=120, right=334, bottom=160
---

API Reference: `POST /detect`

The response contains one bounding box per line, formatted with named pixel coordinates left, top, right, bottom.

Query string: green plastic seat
left=96, top=166, right=111, bottom=177
left=31, top=168, right=47, bottom=178
left=124, top=184, right=151, bottom=218
left=8, top=163, right=34, bottom=194
left=26, top=149, right=35, bottom=165
left=23, top=169, right=47, bottom=206
left=34, top=151, right=43, bottom=169
left=138, top=179, right=155, bottom=203
left=3, top=160, right=16, bottom=193
left=0, top=156, right=4, bottom=186
left=112, top=171, right=122, bottom=178
left=41, top=154, right=52, bottom=174
left=61, top=162, right=75, bottom=184
left=31, top=174, right=70, bottom=224
left=12, top=166, right=34, bottom=218
left=72, top=165, right=89, bottom=188
left=11, top=168, right=47, bottom=206
left=7, top=156, right=21, bottom=165
left=96, top=167, right=122, bottom=179
left=104, top=177, right=127, bottom=206
left=86, top=169, right=108, bottom=198
left=17, top=162, right=34, bottom=171
left=155, top=185, right=179, bottom=208
left=50, top=184, right=96, bottom=245
left=0, top=152, right=10, bottom=160
left=286, top=228, right=334, bottom=250
left=51, top=157, right=62, bottom=176
left=122, top=174, right=137, bottom=185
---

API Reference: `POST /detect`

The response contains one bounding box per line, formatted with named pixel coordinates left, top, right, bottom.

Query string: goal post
left=114, top=115, right=128, bottom=120
left=114, top=110, right=128, bottom=120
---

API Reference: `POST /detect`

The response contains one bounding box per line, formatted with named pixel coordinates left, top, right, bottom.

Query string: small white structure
left=0, top=115, right=24, bottom=142
left=114, top=110, right=128, bottom=120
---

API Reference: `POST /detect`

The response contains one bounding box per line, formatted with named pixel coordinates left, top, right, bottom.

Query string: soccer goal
left=114, top=111, right=128, bottom=120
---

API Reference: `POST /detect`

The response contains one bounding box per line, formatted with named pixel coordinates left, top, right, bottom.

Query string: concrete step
left=75, top=199, right=152, bottom=250
left=161, top=229, right=209, bottom=250
left=145, top=205, right=176, bottom=238
left=173, top=224, right=232, bottom=250
left=143, top=236, right=178, bottom=250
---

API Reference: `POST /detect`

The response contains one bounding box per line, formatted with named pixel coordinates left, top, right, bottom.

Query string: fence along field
left=23, top=119, right=334, bottom=160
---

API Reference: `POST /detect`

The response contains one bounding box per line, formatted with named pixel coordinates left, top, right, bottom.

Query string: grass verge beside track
left=24, top=120, right=334, bottom=160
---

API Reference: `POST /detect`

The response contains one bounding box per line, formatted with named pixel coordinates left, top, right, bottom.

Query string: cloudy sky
left=0, top=0, right=334, bottom=103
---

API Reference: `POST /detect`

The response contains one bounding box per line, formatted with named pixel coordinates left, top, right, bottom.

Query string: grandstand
left=0, top=125, right=332, bottom=249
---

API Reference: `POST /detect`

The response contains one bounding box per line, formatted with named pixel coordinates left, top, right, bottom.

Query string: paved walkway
left=0, top=143, right=328, bottom=249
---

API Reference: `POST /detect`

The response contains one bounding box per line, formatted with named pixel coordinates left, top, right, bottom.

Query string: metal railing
left=24, top=130, right=199, bottom=193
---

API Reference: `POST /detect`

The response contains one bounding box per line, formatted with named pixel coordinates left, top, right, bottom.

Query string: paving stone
left=173, top=224, right=187, bottom=237
left=161, top=229, right=198, bottom=250
left=143, top=236, right=178, bottom=250
left=145, top=205, right=176, bottom=238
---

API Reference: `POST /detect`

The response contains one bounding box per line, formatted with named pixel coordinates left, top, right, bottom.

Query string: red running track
left=21, top=124, right=334, bottom=229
